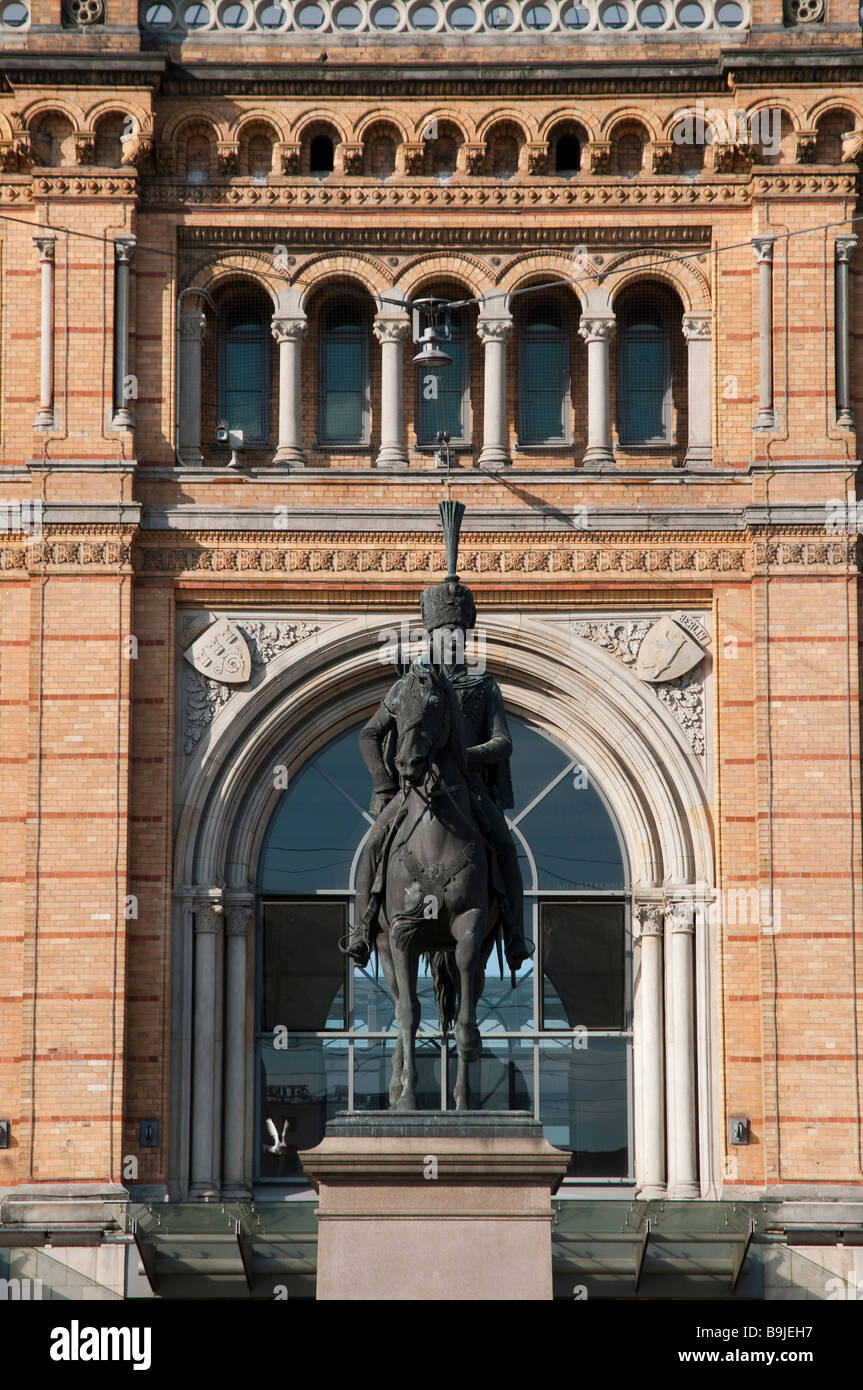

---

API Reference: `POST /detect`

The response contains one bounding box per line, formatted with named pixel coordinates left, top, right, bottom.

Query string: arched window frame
left=217, top=292, right=272, bottom=447
left=617, top=296, right=672, bottom=447
left=317, top=297, right=371, bottom=447
left=415, top=307, right=470, bottom=447
left=517, top=297, right=571, bottom=446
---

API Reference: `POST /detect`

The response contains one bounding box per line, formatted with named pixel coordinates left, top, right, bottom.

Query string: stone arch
left=234, top=118, right=280, bottom=178
left=291, top=110, right=349, bottom=144
left=806, top=95, right=863, bottom=130
left=601, top=108, right=661, bottom=143
left=498, top=255, right=584, bottom=309
left=160, top=108, right=230, bottom=146
left=292, top=253, right=392, bottom=300
left=180, top=251, right=282, bottom=306
left=538, top=105, right=599, bottom=144
left=231, top=110, right=289, bottom=143
left=28, top=109, right=77, bottom=166
left=476, top=108, right=537, bottom=143
left=393, top=254, right=493, bottom=301
left=355, top=109, right=409, bottom=143
left=21, top=96, right=86, bottom=131
left=83, top=99, right=152, bottom=136
left=604, top=253, right=711, bottom=314
left=411, top=109, right=473, bottom=143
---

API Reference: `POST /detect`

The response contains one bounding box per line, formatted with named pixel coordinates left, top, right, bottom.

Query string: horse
left=371, top=662, right=498, bottom=1111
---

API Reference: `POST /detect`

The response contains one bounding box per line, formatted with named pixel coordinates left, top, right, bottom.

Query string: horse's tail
left=427, top=949, right=459, bottom=1037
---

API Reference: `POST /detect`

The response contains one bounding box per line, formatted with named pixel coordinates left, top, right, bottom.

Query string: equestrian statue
left=341, top=499, right=532, bottom=1110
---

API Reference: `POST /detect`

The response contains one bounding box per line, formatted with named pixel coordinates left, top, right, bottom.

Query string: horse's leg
left=374, top=927, right=403, bottom=1108
left=391, top=933, right=420, bottom=1110
left=452, top=908, right=485, bottom=1111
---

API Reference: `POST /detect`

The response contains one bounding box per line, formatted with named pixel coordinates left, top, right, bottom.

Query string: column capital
left=113, top=235, right=136, bottom=266
left=634, top=902, right=665, bottom=939
left=578, top=315, right=616, bottom=343
left=271, top=314, right=307, bottom=343
left=477, top=314, right=513, bottom=344
left=682, top=312, right=712, bottom=341
left=224, top=899, right=254, bottom=936
left=835, top=235, right=858, bottom=264
left=373, top=314, right=411, bottom=345
left=751, top=235, right=776, bottom=264
left=180, top=310, right=207, bottom=341
left=33, top=232, right=56, bottom=263
left=193, top=890, right=224, bottom=934
left=665, top=898, right=696, bottom=935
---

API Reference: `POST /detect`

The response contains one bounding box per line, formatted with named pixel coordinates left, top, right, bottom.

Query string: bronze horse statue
left=372, top=661, right=498, bottom=1111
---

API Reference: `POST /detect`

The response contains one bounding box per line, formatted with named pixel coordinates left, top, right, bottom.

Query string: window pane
left=519, top=322, right=567, bottom=443
left=517, top=773, right=626, bottom=890
left=620, top=324, right=668, bottom=443
left=541, top=901, right=625, bottom=1030
left=417, top=332, right=466, bottom=443
left=321, top=313, right=367, bottom=442
left=539, top=1037, right=630, bottom=1177
left=261, top=900, right=346, bottom=1031
left=258, top=1038, right=348, bottom=1177
left=353, top=955, right=443, bottom=1033
left=354, top=1039, right=442, bottom=1110
left=222, top=332, right=267, bottom=442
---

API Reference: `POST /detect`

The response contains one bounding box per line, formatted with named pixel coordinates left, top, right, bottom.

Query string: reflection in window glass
left=539, top=1037, right=630, bottom=1177
left=417, top=312, right=467, bottom=444
left=518, top=302, right=568, bottom=445
left=319, top=301, right=369, bottom=444
left=218, top=296, right=270, bottom=444
left=449, top=1039, right=533, bottom=1111
left=261, top=901, right=346, bottom=1032
left=561, top=2, right=589, bottom=24
left=258, top=1038, right=348, bottom=1178
left=355, top=1040, right=442, bottom=1110
left=541, top=902, right=625, bottom=1030
left=619, top=314, right=670, bottom=445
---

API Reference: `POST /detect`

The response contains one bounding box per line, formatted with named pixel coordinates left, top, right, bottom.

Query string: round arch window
left=255, top=715, right=632, bottom=1182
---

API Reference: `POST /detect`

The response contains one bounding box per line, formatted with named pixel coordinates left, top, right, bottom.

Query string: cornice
left=177, top=223, right=713, bottom=254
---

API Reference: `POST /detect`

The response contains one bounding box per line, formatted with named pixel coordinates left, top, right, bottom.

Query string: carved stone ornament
left=572, top=617, right=706, bottom=760
left=74, top=134, right=96, bottom=166
left=279, top=143, right=301, bottom=175
left=341, top=144, right=363, bottom=175
left=526, top=144, right=548, bottom=176
left=634, top=614, right=707, bottom=683
left=218, top=144, right=239, bottom=176
left=841, top=131, right=863, bottom=166
left=635, top=903, right=664, bottom=938
left=464, top=144, right=487, bottom=175
left=784, top=0, right=824, bottom=20
left=182, top=619, right=320, bottom=754
left=63, top=0, right=104, bottom=22
left=402, top=144, right=425, bottom=175
left=588, top=142, right=611, bottom=174
left=183, top=617, right=252, bottom=684
left=650, top=143, right=673, bottom=174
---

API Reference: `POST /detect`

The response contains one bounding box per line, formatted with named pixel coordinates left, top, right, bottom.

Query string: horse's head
left=391, top=664, right=452, bottom=788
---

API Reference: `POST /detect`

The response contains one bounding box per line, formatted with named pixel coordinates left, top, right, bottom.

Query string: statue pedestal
left=299, top=1112, right=569, bottom=1301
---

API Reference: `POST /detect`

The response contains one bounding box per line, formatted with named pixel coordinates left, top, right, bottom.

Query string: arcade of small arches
left=4, top=97, right=862, bottom=179
left=170, top=612, right=715, bottom=1200
left=176, top=266, right=713, bottom=469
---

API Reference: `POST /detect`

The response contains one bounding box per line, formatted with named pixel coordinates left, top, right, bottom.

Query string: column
left=635, top=902, right=666, bottom=1197
left=190, top=890, right=224, bottom=1200
left=222, top=895, right=254, bottom=1199
left=112, top=235, right=136, bottom=429
left=835, top=236, right=857, bottom=428
left=33, top=232, right=56, bottom=430
left=271, top=313, right=307, bottom=466
left=177, top=310, right=207, bottom=466
left=752, top=235, right=776, bottom=430
left=477, top=310, right=513, bottom=470
left=664, top=897, right=699, bottom=1198
left=578, top=315, right=615, bottom=468
left=682, top=312, right=713, bottom=468
left=373, top=311, right=411, bottom=469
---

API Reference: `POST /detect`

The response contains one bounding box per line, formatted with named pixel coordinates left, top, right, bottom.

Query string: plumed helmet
left=421, top=577, right=477, bottom=634
left=420, top=498, right=476, bottom=634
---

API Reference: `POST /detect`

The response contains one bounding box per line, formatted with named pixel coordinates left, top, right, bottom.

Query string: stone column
left=373, top=311, right=411, bottom=469
left=752, top=236, right=776, bottom=430
left=222, top=896, right=254, bottom=1199
left=635, top=902, right=666, bottom=1197
left=271, top=313, right=307, bottom=466
left=664, top=897, right=699, bottom=1198
left=177, top=310, right=207, bottom=466
left=190, top=891, right=224, bottom=1200
left=578, top=315, right=616, bottom=468
left=112, top=236, right=136, bottom=429
left=33, top=233, right=56, bottom=430
left=835, top=236, right=857, bottom=428
left=682, top=312, right=713, bottom=468
left=477, top=311, right=513, bottom=470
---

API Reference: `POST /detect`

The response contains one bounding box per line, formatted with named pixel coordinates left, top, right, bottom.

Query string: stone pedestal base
left=300, top=1112, right=569, bottom=1301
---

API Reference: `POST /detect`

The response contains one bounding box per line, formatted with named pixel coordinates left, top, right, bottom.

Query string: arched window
left=318, top=299, right=370, bottom=445
left=518, top=299, right=569, bottom=445
left=555, top=134, right=580, bottom=174
left=256, top=716, right=631, bottom=1183
left=415, top=307, right=468, bottom=445
left=218, top=292, right=271, bottom=446
left=310, top=135, right=334, bottom=175
left=618, top=299, right=671, bottom=445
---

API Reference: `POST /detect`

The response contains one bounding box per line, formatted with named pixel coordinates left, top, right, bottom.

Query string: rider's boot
left=340, top=857, right=374, bottom=967
left=499, top=856, right=534, bottom=972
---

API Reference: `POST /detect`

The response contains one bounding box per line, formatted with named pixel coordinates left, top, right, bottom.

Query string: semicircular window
left=256, top=714, right=631, bottom=1184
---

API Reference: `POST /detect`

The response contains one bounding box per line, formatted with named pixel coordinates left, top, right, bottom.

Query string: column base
left=301, top=1112, right=569, bottom=1301
left=684, top=446, right=714, bottom=469
left=177, top=448, right=204, bottom=467
left=582, top=446, right=615, bottom=470
left=667, top=1181, right=701, bottom=1199
left=273, top=446, right=306, bottom=468
left=477, top=448, right=511, bottom=470
left=189, top=1180, right=221, bottom=1201
left=636, top=1183, right=668, bottom=1199
left=221, top=1182, right=253, bottom=1201
left=375, top=446, right=409, bottom=470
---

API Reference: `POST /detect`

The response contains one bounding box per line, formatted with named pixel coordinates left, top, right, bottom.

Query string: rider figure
left=343, top=552, right=533, bottom=974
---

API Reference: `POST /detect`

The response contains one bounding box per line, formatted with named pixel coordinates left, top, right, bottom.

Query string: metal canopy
left=129, top=1203, right=318, bottom=1300
left=551, top=1201, right=756, bottom=1299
